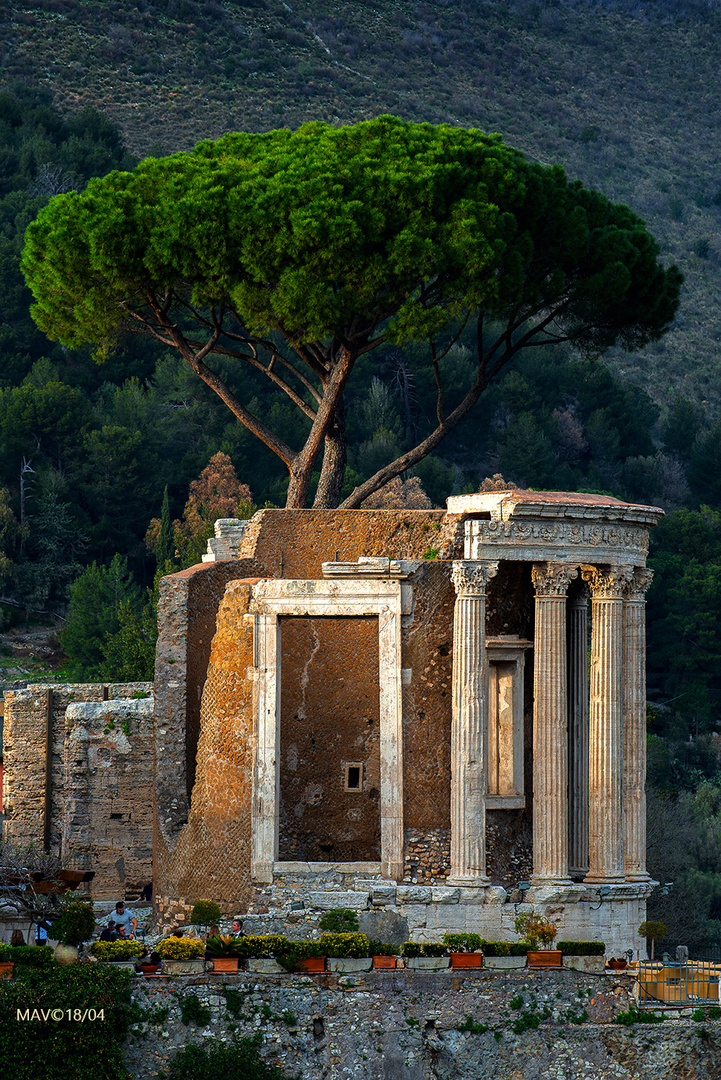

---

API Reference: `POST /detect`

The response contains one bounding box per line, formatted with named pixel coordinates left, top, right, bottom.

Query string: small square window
left=344, top=763, right=363, bottom=791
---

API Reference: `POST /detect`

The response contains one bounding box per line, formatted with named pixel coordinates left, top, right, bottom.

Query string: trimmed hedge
left=318, top=933, right=369, bottom=958
left=9, top=945, right=54, bottom=967
left=443, top=933, right=483, bottom=953
left=156, top=937, right=205, bottom=960
left=557, top=941, right=605, bottom=956
left=90, top=940, right=145, bottom=961
left=233, top=935, right=289, bottom=960
left=401, top=941, right=446, bottom=958
left=482, top=941, right=510, bottom=957
left=0, top=963, right=134, bottom=1080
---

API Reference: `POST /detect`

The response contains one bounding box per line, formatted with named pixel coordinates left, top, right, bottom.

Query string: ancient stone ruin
left=2, top=490, right=661, bottom=953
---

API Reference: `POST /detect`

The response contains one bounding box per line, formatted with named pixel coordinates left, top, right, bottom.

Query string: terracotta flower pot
left=372, top=955, right=397, bottom=969
left=139, top=963, right=160, bottom=976
left=297, top=956, right=325, bottom=973
left=607, top=959, right=628, bottom=971
left=450, top=952, right=483, bottom=968
left=0, top=962, right=13, bottom=980
left=212, top=957, right=239, bottom=972
left=527, top=950, right=562, bottom=969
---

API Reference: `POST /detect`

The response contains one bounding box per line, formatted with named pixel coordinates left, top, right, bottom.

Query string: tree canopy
left=21, top=115, right=682, bottom=508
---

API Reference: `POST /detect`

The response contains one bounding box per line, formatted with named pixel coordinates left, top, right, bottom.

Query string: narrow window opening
left=344, top=763, right=363, bottom=791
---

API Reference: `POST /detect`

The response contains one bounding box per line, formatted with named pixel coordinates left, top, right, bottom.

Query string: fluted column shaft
left=531, top=563, right=576, bottom=885
left=569, top=593, right=589, bottom=876
left=583, top=567, right=628, bottom=884
left=449, top=560, right=498, bottom=883
left=624, top=569, right=653, bottom=881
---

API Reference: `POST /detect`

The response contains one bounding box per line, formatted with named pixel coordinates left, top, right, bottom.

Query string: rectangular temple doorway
left=278, top=616, right=381, bottom=862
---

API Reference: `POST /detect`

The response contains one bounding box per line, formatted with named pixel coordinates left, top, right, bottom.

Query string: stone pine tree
left=22, top=116, right=682, bottom=508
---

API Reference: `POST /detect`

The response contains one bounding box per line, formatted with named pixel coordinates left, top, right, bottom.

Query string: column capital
left=451, top=560, right=499, bottom=597
left=531, top=562, right=578, bottom=597
left=581, top=565, right=633, bottom=599
left=624, top=567, right=654, bottom=602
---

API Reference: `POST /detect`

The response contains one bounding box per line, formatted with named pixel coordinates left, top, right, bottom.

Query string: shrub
left=443, top=933, right=483, bottom=953
left=0, top=943, right=12, bottom=961
left=179, top=992, right=211, bottom=1026
left=9, top=945, right=54, bottom=966
left=89, top=940, right=145, bottom=961
left=161, top=1035, right=286, bottom=1080
left=482, top=941, right=511, bottom=957
left=368, top=941, right=397, bottom=956
left=509, top=942, right=530, bottom=957
left=0, top=963, right=134, bottom=1079
left=557, top=941, right=605, bottom=956
left=513, top=911, right=557, bottom=949
left=615, top=1009, right=664, bottom=1025
left=233, top=935, right=289, bottom=960
left=423, top=942, right=448, bottom=957
left=275, top=939, right=325, bottom=970
left=318, top=908, right=359, bottom=933
left=156, top=937, right=205, bottom=960
left=402, top=941, right=422, bottom=958
left=318, top=933, right=369, bottom=958
left=190, top=900, right=222, bottom=927
left=52, top=892, right=96, bottom=946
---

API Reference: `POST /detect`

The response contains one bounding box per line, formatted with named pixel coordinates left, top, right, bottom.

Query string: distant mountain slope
left=3, top=0, right=721, bottom=411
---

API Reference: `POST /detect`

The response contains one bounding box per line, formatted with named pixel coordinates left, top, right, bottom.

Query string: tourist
left=113, top=902, right=137, bottom=939
left=231, top=918, right=244, bottom=937
left=10, top=930, right=25, bottom=947
left=99, top=920, right=117, bottom=942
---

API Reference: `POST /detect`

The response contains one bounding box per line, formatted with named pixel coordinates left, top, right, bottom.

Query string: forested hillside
left=1, top=0, right=721, bottom=951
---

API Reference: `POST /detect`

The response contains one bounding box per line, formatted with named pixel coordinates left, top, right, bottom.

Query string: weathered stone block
left=308, top=891, right=369, bottom=911
left=431, top=887, right=460, bottom=905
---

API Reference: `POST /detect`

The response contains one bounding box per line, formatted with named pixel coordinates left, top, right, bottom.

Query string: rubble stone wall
left=62, top=697, right=154, bottom=899
left=2, top=683, right=151, bottom=865
left=122, top=969, right=713, bottom=1080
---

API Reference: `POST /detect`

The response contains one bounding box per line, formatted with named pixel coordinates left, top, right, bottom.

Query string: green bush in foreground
left=9, top=945, right=55, bottom=967
left=161, top=1035, right=286, bottom=1080
left=0, top=964, right=134, bottom=1080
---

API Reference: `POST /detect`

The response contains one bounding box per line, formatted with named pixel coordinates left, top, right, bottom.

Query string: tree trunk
left=313, top=398, right=347, bottom=509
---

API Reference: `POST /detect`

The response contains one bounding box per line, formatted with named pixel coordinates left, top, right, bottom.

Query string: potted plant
left=206, top=935, right=241, bottom=973
left=235, top=935, right=289, bottom=974
left=89, top=939, right=145, bottom=969
left=369, top=941, right=398, bottom=970
left=443, top=933, right=484, bottom=968
left=638, top=920, right=667, bottom=961
left=190, top=899, right=222, bottom=931
left=0, top=942, right=13, bottom=980
left=277, top=940, right=326, bottom=973
left=514, top=911, right=561, bottom=968
left=52, top=892, right=96, bottom=965
left=320, top=932, right=371, bottom=972
left=557, top=940, right=606, bottom=973
left=402, top=942, right=450, bottom=971
left=482, top=941, right=528, bottom=970
left=156, top=936, right=206, bottom=974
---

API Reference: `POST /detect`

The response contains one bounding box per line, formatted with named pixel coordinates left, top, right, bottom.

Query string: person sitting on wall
left=113, top=902, right=137, bottom=939
left=231, top=919, right=244, bottom=937
left=99, top=920, right=117, bottom=942
left=116, top=925, right=128, bottom=940
left=10, top=930, right=26, bottom=947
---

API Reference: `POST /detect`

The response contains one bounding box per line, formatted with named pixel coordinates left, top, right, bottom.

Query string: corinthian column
left=583, top=566, right=630, bottom=884
left=449, top=560, right=498, bottom=884
left=624, top=568, right=653, bottom=881
left=568, top=589, right=589, bottom=877
left=531, top=562, right=577, bottom=885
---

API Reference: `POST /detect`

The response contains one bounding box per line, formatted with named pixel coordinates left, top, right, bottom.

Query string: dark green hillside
left=2, top=0, right=721, bottom=407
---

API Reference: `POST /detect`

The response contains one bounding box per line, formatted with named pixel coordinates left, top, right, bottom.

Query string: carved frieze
left=466, top=518, right=650, bottom=561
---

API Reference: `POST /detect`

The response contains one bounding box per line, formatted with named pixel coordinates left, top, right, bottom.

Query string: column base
left=583, top=872, right=626, bottom=885
left=624, top=872, right=652, bottom=883
left=530, top=876, right=573, bottom=888
left=446, top=875, right=490, bottom=887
